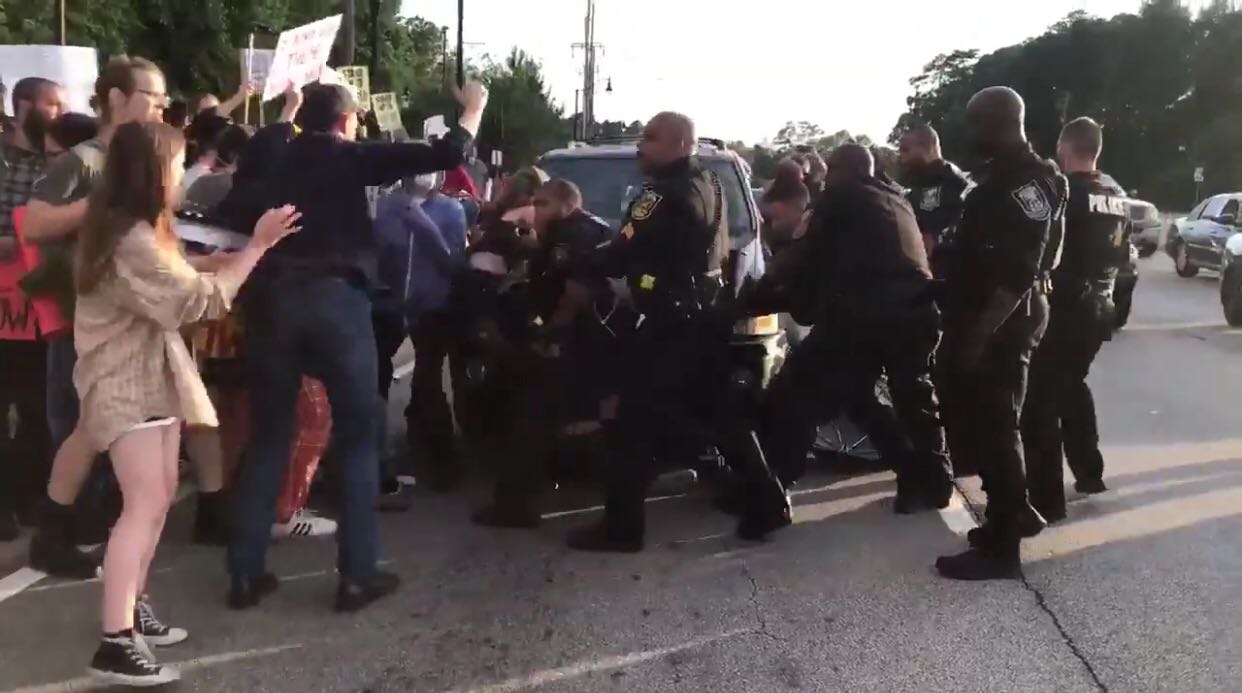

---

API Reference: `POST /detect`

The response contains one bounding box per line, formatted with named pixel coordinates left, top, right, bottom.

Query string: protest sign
left=11, top=207, right=68, bottom=337
left=262, top=14, right=343, bottom=101
left=371, top=92, right=404, bottom=132
left=238, top=47, right=276, bottom=92
left=0, top=258, right=37, bottom=341
left=0, top=45, right=98, bottom=116
left=338, top=66, right=370, bottom=106
left=423, top=114, right=449, bottom=139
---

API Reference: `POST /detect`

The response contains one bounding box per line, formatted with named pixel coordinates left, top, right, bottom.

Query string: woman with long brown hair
left=73, top=120, right=299, bottom=687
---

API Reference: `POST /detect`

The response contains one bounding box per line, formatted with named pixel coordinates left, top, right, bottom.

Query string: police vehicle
left=537, top=138, right=785, bottom=393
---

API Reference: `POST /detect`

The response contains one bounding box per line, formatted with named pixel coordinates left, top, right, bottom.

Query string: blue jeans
left=227, top=277, right=380, bottom=581
left=45, top=333, right=79, bottom=450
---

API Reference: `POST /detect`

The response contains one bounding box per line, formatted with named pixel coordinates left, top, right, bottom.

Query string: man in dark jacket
left=757, top=144, right=952, bottom=513
left=899, top=124, right=970, bottom=275
left=228, top=81, right=487, bottom=613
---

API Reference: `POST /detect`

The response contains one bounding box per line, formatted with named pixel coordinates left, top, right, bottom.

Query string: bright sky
left=404, top=0, right=1210, bottom=145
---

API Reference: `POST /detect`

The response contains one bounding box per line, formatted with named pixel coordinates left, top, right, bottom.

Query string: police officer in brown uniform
left=935, top=87, right=1068, bottom=581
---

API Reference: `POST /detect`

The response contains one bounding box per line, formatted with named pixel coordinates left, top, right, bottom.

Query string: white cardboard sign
left=370, top=92, right=402, bottom=132
left=262, top=14, right=343, bottom=102
left=0, top=45, right=99, bottom=116
left=238, top=48, right=276, bottom=92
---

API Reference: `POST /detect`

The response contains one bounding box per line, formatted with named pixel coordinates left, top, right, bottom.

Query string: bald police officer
left=1020, top=117, right=1123, bottom=523
left=898, top=124, right=970, bottom=277
left=566, top=112, right=788, bottom=552
left=935, top=87, right=1068, bottom=581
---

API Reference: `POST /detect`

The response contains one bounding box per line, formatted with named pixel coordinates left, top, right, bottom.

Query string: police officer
left=1020, top=118, right=1122, bottom=523
left=935, top=87, right=1068, bottom=581
left=898, top=125, right=970, bottom=276
left=566, top=112, right=788, bottom=552
left=472, top=179, right=619, bottom=528
left=751, top=144, right=951, bottom=513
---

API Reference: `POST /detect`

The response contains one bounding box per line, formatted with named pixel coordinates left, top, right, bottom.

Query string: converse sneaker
left=135, top=596, right=189, bottom=646
left=271, top=509, right=337, bottom=539
left=88, top=634, right=180, bottom=687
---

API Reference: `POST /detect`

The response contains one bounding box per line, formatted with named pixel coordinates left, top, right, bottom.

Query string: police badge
left=920, top=186, right=942, bottom=212
left=630, top=191, right=662, bottom=221
left=1011, top=182, right=1051, bottom=221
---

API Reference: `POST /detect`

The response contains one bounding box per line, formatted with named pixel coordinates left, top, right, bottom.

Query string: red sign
left=2, top=206, right=69, bottom=340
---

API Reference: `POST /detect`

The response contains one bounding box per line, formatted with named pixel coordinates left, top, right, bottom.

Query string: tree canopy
left=892, top=0, right=1242, bottom=209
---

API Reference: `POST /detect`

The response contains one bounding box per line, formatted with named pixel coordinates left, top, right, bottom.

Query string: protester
left=182, top=112, right=231, bottom=192
left=181, top=123, right=251, bottom=215
left=226, top=80, right=487, bottom=614
left=0, top=77, right=66, bottom=540
left=442, top=163, right=480, bottom=199
left=22, top=57, right=170, bottom=578
left=73, top=119, right=299, bottom=685
left=194, top=86, right=251, bottom=119
left=375, top=172, right=468, bottom=493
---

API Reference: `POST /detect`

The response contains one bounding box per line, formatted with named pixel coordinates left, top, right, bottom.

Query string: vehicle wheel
left=1174, top=243, right=1199, bottom=278
left=1137, top=243, right=1156, bottom=258
left=1224, top=275, right=1242, bottom=327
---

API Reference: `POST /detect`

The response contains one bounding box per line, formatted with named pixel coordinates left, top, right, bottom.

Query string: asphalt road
left=0, top=255, right=1238, bottom=692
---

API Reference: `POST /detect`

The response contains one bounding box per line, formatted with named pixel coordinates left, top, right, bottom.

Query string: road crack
left=953, top=481, right=1109, bottom=693
left=740, top=563, right=785, bottom=643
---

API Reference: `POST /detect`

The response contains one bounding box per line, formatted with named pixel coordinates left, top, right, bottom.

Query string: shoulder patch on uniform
left=920, top=187, right=941, bottom=212
left=1011, top=182, right=1051, bottom=221
left=631, top=192, right=662, bottom=221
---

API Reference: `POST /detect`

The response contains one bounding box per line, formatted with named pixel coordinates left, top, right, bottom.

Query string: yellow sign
left=639, top=275, right=656, bottom=290
left=370, top=92, right=403, bottom=132
left=338, top=65, right=371, bottom=106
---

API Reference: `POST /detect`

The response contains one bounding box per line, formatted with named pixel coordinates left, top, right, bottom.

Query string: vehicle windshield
left=538, top=156, right=756, bottom=245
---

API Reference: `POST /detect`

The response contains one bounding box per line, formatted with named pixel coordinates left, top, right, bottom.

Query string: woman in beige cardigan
left=73, top=121, right=299, bottom=687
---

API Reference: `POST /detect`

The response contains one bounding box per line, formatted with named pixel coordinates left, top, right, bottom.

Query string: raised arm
left=354, top=81, right=489, bottom=186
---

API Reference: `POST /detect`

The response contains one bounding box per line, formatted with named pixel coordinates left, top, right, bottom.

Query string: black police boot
left=1074, top=478, right=1108, bottom=495
left=894, top=473, right=953, bottom=515
left=934, top=542, right=1022, bottom=581
left=335, top=570, right=401, bottom=613
left=736, top=485, right=793, bottom=541
left=566, top=522, right=644, bottom=554
left=29, top=499, right=100, bottom=580
left=472, top=501, right=541, bottom=529
left=192, top=491, right=229, bottom=546
left=227, top=572, right=280, bottom=610
left=967, top=504, right=1047, bottom=549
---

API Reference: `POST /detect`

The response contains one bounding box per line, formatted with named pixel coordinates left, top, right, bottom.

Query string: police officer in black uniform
left=747, top=144, right=951, bottom=512
left=898, top=124, right=970, bottom=277
left=471, top=179, right=620, bottom=528
left=1021, top=117, right=1122, bottom=523
left=566, top=112, right=789, bottom=552
left=935, top=87, right=1069, bottom=581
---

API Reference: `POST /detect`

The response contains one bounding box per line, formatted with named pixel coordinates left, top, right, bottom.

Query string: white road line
left=456, top=629, right=749, bottom=693
left=8, top=644, right=303, bottom=693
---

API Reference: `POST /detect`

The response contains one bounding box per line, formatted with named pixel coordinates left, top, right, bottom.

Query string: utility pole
left=441, top=27, right=449, bottom=87
left=369, top=0, right=382, bottom=80
left=456, top=0, right=465, bottom=88
left=572, top=0, right=601, bottom=140
left=55, top=0, right=66, bottom=45
left=343, top=0, right=357, bottom=63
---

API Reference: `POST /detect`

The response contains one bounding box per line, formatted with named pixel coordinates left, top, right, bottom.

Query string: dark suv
left=537, top=139, right=785, bottom=405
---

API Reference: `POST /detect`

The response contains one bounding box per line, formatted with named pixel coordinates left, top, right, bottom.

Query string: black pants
left=0, top=340, right=51, bottom=521
left=486, top=347, right=559, bottom=511
left=1021, top=299, right=1106, bottom=515
left=939, top=293, right=1048, bottom=536
left=602, top=319, right=782, bottom=539
left=763, top=307, right=951, bottom=491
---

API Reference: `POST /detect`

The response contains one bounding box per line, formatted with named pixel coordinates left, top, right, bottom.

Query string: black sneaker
left=29, top=531, right=100, bottom=580
left=135, top=596, right=189, bottom=646
left=934, top=547, right=1021, bottom=581
left=228, top=572, right=280, bottom=610
left=1074, top=478, right=1108, bottom=495
left=335, top=570, right=401, bottom=613
left=88, top=635, right=180, bottom=687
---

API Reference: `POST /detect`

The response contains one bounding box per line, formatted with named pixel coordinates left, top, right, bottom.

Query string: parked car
left=1127, top=199, right=1162, bottom=257
left=1164, top=193, right=1242, bottom=277
left=1218, top=232, right=1242, bottom=326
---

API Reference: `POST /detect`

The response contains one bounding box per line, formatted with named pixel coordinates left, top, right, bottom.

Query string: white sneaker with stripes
left=271, top=509, right=338, bottom=539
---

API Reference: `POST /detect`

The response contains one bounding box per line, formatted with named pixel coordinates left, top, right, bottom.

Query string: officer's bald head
left=966, top=87, right=1027, bottom=158
left=898, top=124, right=942, bottom=173
left=638, top=111, right=696, bottom=174
left=825, top=144, right=875, bottom=187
